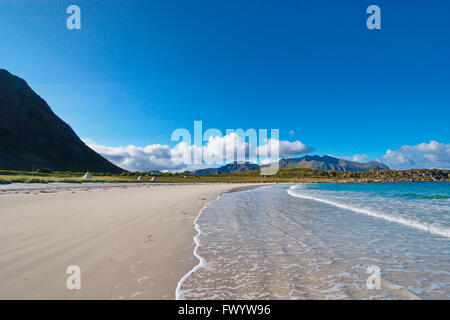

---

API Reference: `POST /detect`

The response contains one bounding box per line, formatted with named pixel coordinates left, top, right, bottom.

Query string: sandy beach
left=0, top=183, right=255, bottom=299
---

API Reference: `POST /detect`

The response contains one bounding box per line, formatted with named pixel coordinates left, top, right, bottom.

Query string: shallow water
left=179, top=183, right=450, bottom=299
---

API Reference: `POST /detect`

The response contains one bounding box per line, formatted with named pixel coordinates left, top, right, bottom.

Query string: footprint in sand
left=144, top=234, right=153, bottom=243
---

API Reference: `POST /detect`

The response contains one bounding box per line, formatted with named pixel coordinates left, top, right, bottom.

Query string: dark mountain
left=0, top=69, right=124, bottom=173
left=194, top=162, right=260, bottom=175
left=193, top=155, right=389, bottom=175
left=277, top=155, right=389, bottom=171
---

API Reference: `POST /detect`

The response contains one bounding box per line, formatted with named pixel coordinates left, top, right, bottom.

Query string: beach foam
left=175, top=194, right=222, bottom=300
left=178, top=184, right=450, bottom=299
left=287, top=185, right=450, bottom=238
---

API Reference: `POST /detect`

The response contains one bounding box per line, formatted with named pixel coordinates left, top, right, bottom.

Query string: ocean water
left=177, top=182, right=450, bottom=300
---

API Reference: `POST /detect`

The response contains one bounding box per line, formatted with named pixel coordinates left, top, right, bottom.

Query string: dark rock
left=0, top=69, right=125, bottom=173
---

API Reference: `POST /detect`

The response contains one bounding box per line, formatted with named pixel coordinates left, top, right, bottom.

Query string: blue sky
left=1, top=0, right=449, bottom=170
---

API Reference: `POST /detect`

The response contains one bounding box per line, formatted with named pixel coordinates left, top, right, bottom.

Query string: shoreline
left=0, top=181, right=267, bottom=194
left=176, top=183, right=448, bottom=299
left=0, top=183, right=259, bottom=299
left=176, top=184, right=267, bottom=299
left=1, top=179, right=448, bottom=194
left=174, top=193, right=221, bottom=300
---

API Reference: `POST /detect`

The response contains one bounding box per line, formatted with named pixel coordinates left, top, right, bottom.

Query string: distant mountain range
left=191, top=155, right=389, bottom=175
left=0, top=69, right=124, bottom=173
left=192, top=162, right=260, bottom=175
left=277, top=155, right=389, bottom=171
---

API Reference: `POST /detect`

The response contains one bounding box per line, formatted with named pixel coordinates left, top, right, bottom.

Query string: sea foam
left=287, top=185, right=450, bottom=239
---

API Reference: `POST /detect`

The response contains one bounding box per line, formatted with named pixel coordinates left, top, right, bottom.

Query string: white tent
left=137, top=176, right=143, bottom=182
left=82, top=172, right=93, bottom=180
left=150, top=176, right=156, bottom=181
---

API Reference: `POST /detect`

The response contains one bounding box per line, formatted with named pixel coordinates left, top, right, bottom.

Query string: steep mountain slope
left=0, top=69, right=124, bottom=173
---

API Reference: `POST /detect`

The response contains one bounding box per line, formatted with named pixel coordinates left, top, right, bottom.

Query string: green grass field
left=0, top=167, right=448, bottom=185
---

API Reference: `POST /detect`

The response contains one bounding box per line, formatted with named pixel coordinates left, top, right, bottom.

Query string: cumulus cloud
left=84, top=134, right=313, bottom=172
left=378, top=141, right=450, bottom=169
left=85, top=142, right=187, bottom=172
left=342, top=154, right=369, bottom=162
left=257, top=139, right=313, bottom=158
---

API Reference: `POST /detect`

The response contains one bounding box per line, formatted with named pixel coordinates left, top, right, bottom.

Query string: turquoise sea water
left=289, top=182, right=450, bottom=238
left=178, top=182, right=450, bottom=299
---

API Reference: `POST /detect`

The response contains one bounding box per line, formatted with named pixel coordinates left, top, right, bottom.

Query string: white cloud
left=378, top=141, right=450, bottom=169
left=85, top=141, right=186, bottom=172
left=84, top=135, right=313, bottom=172
left=257, top=139, right=313, bottom=158
left=342, top=154, right=369, bottom=162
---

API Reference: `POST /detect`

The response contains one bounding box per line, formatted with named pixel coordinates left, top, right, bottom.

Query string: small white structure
left=150, top=176, right=156, bottom=181
left=137, top=176, right=143, bottom=182
left=82, top=172, right=93, bottom=180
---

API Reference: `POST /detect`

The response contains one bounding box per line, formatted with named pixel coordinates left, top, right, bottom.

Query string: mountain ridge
left=191, top=155, right=389, bottom=175
left=0, top=69, right=125, bottom=173
left=276, top=155, right=389, bottom=171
